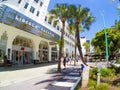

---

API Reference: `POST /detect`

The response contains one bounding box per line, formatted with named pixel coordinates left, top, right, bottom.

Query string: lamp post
left=101, top=12, right=109, bottom=62
left=117, top=0, right=120, bottom=16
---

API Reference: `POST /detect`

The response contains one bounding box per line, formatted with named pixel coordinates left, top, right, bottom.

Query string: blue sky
left=48, top=0, right=120, bottom=40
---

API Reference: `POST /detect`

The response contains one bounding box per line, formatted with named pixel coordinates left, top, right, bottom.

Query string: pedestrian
left=66, top=56, right=69, bottom=65
left=63, top=57, right=66, bottom=69
left=69, top=56, right=72, bottom=65
left=76, top=56, right=79, bottom=65
left=78, top=64, right=85, bottom=75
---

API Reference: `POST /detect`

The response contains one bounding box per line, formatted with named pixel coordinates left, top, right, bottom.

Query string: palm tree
left=83, top=42, right=90, bottom=54
left=68, top=5, right=95, bottom=66
left=114, top=20, right=120, bottom=30
left=49, top=3, right=70, bottom=72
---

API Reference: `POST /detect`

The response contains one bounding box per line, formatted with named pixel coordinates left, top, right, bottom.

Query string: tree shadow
left=0, top=62, right=57, bottom=72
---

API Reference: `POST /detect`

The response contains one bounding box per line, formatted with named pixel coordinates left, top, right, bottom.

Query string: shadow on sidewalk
left=0, top=62, right=57, bottom=72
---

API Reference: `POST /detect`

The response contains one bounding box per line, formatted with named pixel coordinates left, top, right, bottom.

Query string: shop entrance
left=38, top=41, right=48, bottom=62
left=12, top=36, right=33, bottom=65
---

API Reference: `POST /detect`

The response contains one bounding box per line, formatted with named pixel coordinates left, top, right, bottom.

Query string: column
left=48, top=45, right=51, bottom=62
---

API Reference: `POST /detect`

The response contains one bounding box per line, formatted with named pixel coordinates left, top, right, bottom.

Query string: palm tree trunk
left=74, top=31, right=77, bottom=66
left=76, top=24, right=88, bottom=66
left=58, top=20, right=65, bottom=72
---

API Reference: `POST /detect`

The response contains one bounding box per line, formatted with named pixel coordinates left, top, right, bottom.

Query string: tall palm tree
left=83, top=42, right=90, bottom=54
left=68, top=5, right=95, bottom=66
left=67, top=5, right=77, bottom=66
left=49, top=3, right=70, bottom=72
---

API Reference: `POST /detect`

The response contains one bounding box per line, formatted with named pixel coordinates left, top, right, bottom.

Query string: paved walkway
left=0, top=62, right=83, bottom=90
left=41, top=68, right=81, bottom=90
left=0, top=61, right=93, bottom=90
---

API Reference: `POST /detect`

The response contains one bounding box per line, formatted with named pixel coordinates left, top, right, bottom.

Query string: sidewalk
left=0, top=63, right=82, bottom=90
left=41, top=67, right=81, bottom=90
left=81, top=66, right=90, bottom=90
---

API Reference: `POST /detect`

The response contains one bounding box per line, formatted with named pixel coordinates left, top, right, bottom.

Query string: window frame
left=29, top=6, right=35, bottom=13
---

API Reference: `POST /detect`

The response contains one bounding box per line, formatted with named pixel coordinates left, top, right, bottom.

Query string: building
left=0, top=0, right=86, bottom=65
left=76, top=37, right=86, bottom=56
left=0, top=0, right=76, bottom=65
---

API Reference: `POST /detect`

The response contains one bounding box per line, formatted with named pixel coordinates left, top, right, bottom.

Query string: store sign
left=0, top=4, right=60, bottom=41
left=21, top=47, right=25, bottom=51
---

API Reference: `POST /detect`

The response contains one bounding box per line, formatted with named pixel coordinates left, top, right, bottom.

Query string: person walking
left=69, top=56, right=72, bottom=65
left=63, top=57, right=66, bottom=69
left=66, top=57, right=69, bottom=65
left=76, top=56, right=79, bottom=65
left=78, top=64, right=85, bottom=76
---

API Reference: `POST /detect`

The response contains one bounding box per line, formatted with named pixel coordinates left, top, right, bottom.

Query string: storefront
left=0, top=4, right=60, bottom=65
left=51, top=46, right=57, bottom=61
left=38, top=41, right=48, bottom=63
left=12, top=36, right=33, bottom=65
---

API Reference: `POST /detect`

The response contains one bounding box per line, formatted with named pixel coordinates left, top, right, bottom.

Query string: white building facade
left=76, top=37, right=87, bottom=56
left=0, top=0, right=85, bottom=65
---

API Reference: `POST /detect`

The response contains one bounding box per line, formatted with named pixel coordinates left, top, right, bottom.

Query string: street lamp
left=101, top=12, right=109, bottom=62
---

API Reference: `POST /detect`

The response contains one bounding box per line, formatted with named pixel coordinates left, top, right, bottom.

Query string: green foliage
left=109, top=64, right=120, bottom=75
left=91, top=27, right=120, bottom=59
left=57, top=39, right=64, bottom=48
left=88, top=79, right=109, bottom=90
left=100, top=68, right=113, bottom=77
left=88, top=79, right=96, bottom=90
left=114, top=66, right=120, bottom=74
left=116, top=59, right=120, bottom=64
left=95, top=83, right=109, bottom=90
left=116, top=82, right=120, bottom=87
left=89, top=67, right=98, bottom=79
left=83, top=42, right=90, bottom=54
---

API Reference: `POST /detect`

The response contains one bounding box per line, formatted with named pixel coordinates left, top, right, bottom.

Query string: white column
left=57, top=45, right=59, bottom=60
left=33, top=44, right=39, bottom=60
left=48, top=45, right=51, bottom=62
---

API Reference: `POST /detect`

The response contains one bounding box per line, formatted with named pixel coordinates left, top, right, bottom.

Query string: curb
left=70, top=76, right=81, bottom=90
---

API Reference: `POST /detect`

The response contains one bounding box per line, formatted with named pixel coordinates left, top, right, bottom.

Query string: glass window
left=18, top=0, right=22, bottom=4
left=30, top=6, right=35, bottom=13
left=24, top=3, right=29, bottom=9
left=45, top=16, right=47, bottom=21
left=36, top=11, right=40, bottom=16
left=40, top=1, right=43, bottom=6
left=34, top=0, right=39, bottom=3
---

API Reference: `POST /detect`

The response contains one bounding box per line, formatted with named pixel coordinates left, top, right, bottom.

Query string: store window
left=39, top=41, right=48, bottom=62
left=13, top=36, right=33, bottom=48
left=12, top=36, right=33, bottom=64
left=51, top=46, right=57, bottom=61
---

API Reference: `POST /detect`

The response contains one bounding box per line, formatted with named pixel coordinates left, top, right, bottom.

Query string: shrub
left=89, top=67, right=98, bottom=79
left=117, top=82, right=120, bottom=87
left=88, top=79, right=96, bottom=90
left=100, top=68, right=113, bottom=77
left=109, top=64, right=120, bottom=75
left=114, top=66, right=120, bottom=74
left=95, top=83, right=109, bottom=90
left=116, top=59, right=120, bottom=64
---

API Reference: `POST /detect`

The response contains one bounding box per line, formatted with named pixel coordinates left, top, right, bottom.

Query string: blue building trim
left=0, top=4, right=60, bottom=41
